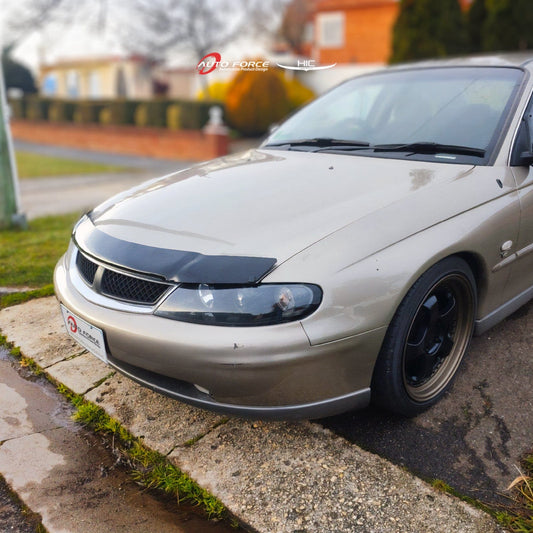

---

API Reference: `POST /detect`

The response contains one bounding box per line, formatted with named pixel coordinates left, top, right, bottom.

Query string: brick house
left=301, top=0, right=472, bottom=65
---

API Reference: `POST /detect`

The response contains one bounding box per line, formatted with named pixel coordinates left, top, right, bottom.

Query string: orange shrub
left=284, top=75, right=315, bottom=110
left=225, top=68, right=291, bottom=136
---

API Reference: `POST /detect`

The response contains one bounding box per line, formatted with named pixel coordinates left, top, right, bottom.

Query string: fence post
left=0, top=61, right=26, bottom=229
left=203, top=106, right=229, bottom=157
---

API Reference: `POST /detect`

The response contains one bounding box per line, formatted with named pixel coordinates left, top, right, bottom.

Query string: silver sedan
left=55, top=54, right=533, bottom=418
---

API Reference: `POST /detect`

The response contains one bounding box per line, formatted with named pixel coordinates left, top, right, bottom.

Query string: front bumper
left=54, top=252, right=385, bottom=419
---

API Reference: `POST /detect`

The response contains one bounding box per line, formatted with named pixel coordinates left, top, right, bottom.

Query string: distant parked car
left=55, top=54, right=533, bottom=418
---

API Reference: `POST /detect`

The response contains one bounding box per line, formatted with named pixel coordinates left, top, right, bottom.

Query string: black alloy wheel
left=371, top=257, right=476, bottom=417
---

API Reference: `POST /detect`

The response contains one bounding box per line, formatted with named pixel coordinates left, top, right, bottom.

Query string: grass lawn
left=0, top=212, right=80, bottom=289
left=501, top=454, right=533, bottom=532
left=15, top=151, right=129, bottom=178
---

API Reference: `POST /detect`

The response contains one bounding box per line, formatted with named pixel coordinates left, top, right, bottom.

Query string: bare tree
left=3, top=0, right=112, bottom=47
left=279, top=0, right=313, bottom=54
left=124, top=0, right=257, bottom=60
left=3, top=0, right=64, bottom=44
left=5, top=0, right=288, bottom=61
left=121, top=0, right=288, bottom=95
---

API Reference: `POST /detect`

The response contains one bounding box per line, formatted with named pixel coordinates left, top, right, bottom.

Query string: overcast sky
left=1, top=0, right=284, bottom=73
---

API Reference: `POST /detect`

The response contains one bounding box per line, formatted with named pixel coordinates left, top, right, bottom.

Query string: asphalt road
left=19, top=173, right=156, bottom=220
left=14, top=140, right=257, bottom=220
left=0, top=473, right=41, bottom=532
left=321, top=300, right=533, bottom=507
left=15, top=140, right=187, bottom=174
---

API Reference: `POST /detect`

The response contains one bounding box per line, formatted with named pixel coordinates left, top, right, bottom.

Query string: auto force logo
left=197, top=52, right=222, bottom=75
left=67, top=315, right=77, bottom=333
left=197, top=52, right=270, bottom=74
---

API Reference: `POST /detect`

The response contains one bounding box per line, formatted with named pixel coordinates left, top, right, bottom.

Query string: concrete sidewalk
left=0, top=297, right=504, bottom=533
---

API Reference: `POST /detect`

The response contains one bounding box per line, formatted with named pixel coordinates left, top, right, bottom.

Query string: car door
left=509, top=93, right=533, bottom=302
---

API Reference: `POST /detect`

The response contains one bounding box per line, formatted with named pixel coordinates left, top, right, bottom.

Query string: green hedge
left=24, top=96, right=54, bottom=121
left=135, top=100, right=170, bottom=128
left=8, top=96, right=222, bottom=131
left=8, top=98, right=26, bottom=119
left=175, top=99, right=214, bottom=130
left=48, top=100, right=76, bottom=122
left=73, top=101, right=109, bottom=124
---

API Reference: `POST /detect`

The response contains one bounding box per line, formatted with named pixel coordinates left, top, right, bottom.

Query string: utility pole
left=0, top=60, right=26, bottom=229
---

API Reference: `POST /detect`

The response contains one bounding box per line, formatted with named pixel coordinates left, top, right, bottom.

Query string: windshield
left=264, top=66, right=524, bottom=164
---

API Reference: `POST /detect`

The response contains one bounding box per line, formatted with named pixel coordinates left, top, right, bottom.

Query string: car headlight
left=154, top=283, right=322, bottom=326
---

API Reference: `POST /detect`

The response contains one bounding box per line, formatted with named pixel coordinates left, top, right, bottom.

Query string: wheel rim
left=402, top=273, right=475, bottom=403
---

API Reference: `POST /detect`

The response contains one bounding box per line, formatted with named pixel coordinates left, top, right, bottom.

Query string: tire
left=371, top=257, right=477, bottom=417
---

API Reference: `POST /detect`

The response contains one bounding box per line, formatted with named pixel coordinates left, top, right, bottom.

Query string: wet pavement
left=321, top=301, right=533, bottom=507
left=0, top=472, right=41, bottom=532
left=0, top=347, right=239, bottom=533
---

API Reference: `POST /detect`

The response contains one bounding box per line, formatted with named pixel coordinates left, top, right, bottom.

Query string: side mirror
left=268, top=123, right=279, bottom=135
left=520, top=151, right=533, bottom=165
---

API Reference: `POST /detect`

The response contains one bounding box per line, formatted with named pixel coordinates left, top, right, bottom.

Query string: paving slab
left=46, top=351, right=111, bottom=395
left=172, top=419, right=501, bottom=533
left=0, top=298, right=82, bottom=367
left=0, top=352, right=69, bottom=441
left=86, top=375, right=226, bottom=455
left=0, top=297, right=506, bottom=532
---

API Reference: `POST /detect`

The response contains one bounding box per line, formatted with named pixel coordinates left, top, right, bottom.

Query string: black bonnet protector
left=74, top=218, right=277, bottom=284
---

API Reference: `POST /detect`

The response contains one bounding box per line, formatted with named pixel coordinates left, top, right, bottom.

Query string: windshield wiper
left=265, top=140, right=486, bottom=158
left=265, top=138, right=370, bottom=150
left=372, top=142, right=486, bottom=158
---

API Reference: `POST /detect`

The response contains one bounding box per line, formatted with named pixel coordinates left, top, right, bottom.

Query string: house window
left=317, top=12, right=345, bottom=48
left=42, top=74, right=58, bottom=96
left=116, top=67, right=128, bottom=98
left=88, top=71, right=101, bottom=99
left=66, top=70, right=79, bottom=98
left=303, top=22, right=314, bottom=44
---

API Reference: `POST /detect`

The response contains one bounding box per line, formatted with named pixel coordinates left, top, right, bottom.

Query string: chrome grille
left=76, top=252, right=98, bottom=285
left=101, top=269, right=169, bottom=305
left=75, top=250, right=171, bottom=305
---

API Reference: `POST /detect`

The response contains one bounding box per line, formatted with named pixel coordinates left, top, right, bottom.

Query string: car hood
left=78, top=149, right=477, bottom=283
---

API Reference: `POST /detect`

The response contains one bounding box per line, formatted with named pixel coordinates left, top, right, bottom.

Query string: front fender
left=266, top=189, right=519, bottom=345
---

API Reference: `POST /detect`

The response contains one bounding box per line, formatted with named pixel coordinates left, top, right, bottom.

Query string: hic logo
left=276, top=59, right=336, bottom=72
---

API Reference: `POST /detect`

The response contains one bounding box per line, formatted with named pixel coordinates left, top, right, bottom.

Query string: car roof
left=388, top=52, right=533, bottom=71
